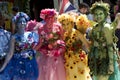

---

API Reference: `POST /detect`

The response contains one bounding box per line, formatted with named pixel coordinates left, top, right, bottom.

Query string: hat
left=15, top=12, right=30, bottom=23
left=40, top=8, right=57, bottom=20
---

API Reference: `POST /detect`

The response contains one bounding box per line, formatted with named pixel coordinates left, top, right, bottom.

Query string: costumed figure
left=57, top=13, right=92, bottom=80
left=6, top=12, right=39, bottom=80
left=35, top=9, right=66, bottom=80
left=88, top=1, right=120, bottom=80
left=0, top=22, right=14, bottom=80
left=0, top=8, right=15, bottom=80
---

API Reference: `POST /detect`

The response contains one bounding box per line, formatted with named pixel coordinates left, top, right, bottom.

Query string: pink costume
left=36, top=9, right=66, bottom=80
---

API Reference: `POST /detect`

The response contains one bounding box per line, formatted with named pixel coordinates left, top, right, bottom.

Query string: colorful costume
left=58, top=13, right=92, bottom=80
left=36, top=9, right=66, bottom=80
left=88, top=2, right=120, bottom=80
left=5, top=12, right=39, bottom=80
left=0, top=29, right=13, bottom=80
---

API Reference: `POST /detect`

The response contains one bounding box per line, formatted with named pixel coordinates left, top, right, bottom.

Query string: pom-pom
left=76, top=14, right=90, bottom=34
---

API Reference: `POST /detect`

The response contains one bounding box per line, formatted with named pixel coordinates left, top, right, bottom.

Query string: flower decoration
left=57, top=13, right=74, bottom=40
left=90, top=1, right=110, bottom=15
left=57, top=13, right=74, bottom=30
left=76, top=14, right=90, bottom=34
left=40, top=8, right=57, bottom=20
left=47, top=33, right=60, bottom=46
left=47, top=32, right=60, bottom=45
left=15, top=42, right=31, bottom=53
left=25, top=20, right=37, bottom=31
left=79, top=51, right=86, bottom=61
left=40, top=23, right=62, bottom=50
left=67, top=29, right=82, bottom=51
left=15, top=12, right=30, bottom=23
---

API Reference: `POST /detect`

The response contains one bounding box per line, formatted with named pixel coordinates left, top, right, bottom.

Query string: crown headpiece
left=90, top=1, right=110, bottom=14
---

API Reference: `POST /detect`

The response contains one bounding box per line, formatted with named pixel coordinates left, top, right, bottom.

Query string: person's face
left=93, top=9, right=106, bottom=23
left=79, top=8, right=88, bottom=14
left=17, top=17, right=27, bottom=31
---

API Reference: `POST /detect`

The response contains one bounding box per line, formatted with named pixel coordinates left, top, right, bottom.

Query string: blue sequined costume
left=7, top=32, right=39, bottom=80
left=0, top=29, right=12, bottom=80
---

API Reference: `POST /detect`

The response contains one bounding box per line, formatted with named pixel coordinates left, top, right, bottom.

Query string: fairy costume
left=6, top=12, right=39, bottom=80
left=35, top=9, right=66, bottom=80
left=58, top=13, right=92, bottom=80
left=88, top=2, right=120, bottom=80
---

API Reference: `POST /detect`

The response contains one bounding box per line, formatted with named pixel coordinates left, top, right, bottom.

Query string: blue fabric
left=12, top=12, right=30, bottom=24
left=0, top=29, right=11, bottom=53
left=65, top=4, right=76, bottom=13
left=0, top=32, right=39, bottom=80
left=7, top=52, right=38, bottom=80
left=0, top=29, right=11, bottom=80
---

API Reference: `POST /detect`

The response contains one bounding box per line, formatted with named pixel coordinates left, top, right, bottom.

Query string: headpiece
left=40, top=8, right=57, bottom=20
left=90, top=1, right=110, bottom=15
left=15, top=12, right=30, bottom=24
left=57, top=13, right=74, bottom=30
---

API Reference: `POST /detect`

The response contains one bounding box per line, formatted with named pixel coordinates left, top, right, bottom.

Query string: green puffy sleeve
left=103, top=23, right=113, bottom=45
left=103, top=23, right=114, bottom=74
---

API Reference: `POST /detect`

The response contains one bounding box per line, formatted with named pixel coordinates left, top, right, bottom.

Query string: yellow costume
left=58, top=13, right=92, bottom=80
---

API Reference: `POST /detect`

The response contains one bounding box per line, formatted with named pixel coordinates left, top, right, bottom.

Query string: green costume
left=88, top=1, right=120, bottom=80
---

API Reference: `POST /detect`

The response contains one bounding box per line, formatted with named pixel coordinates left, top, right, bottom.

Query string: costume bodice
left=14, top=32, right=39, bottom=53
left=91, top=25, right=107, bottom=47
left=38, top=22, right=65, bottom=56
left=39, top=23, right=62, bottom=46
left=65, top=29, right=82, bottom=52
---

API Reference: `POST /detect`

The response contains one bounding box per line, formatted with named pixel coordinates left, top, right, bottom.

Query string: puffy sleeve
left=103, top=23, right=113, bottom=45
left=24, top=32, right=39, bottom=45
left=32, top=32, right=39, bottom=44
left=4, top=30, right=11, bottom=41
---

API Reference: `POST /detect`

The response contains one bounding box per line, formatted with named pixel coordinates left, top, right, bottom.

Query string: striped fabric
left=59, top=0, right=76, bottom=14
